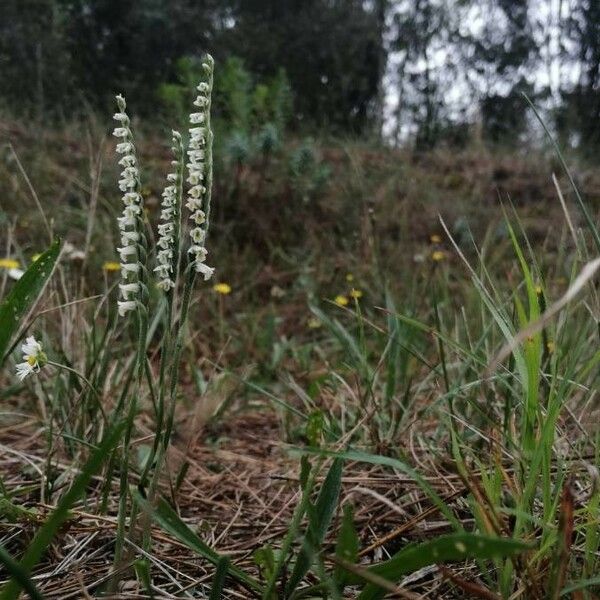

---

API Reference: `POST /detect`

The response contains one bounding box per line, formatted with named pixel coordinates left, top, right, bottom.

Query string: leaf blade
left=0, top=238, right=61, bottom=364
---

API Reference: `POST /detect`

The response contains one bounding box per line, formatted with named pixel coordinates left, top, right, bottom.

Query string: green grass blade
left=0, top=545, right=44, bottom=600
left=285, top=459, right=343, bottom=595
left=208, top=556, right=231, bottom=600
left=357, top=533, right=532, bottom=600
left=522, top=93, right=600, bottom=253
left=560, top=576, right=600, bottom=596
left=293, top=447, right=461, bottom=529
left=137, top=494, right=263, bottom=594
left=0, top=238, right=61, bottom=365
left=334, top=503, right=359, bottom=589
left=310, top=305, right=371, bottom=378
left=0, top=419, right=125, bottom=600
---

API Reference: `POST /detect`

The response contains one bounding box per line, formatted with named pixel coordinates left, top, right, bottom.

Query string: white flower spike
left=113, top=94, right=145, bottom=317
left=155, top=131, right=183, bottom=293
left=185, top=55, right=214, bottom=279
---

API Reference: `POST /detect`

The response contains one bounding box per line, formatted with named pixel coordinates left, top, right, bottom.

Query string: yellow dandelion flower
left=307, top=317, right=322, bottom=329
left=0, top=258, right=21, bottom=269
left=31, top=253, right=42, bottom=262
left=102, top=261, right=121, bottom=272
left=213, top=283, right=232, bottom=295
left=334, top=295, right=349, bottom=307
left=430, top=234, right=442, bottom=244
left=431, top=250, right=446, bottom=262
left=350, top=288, right=363, bottom=299
left=345, top=273, right=354, bottom=282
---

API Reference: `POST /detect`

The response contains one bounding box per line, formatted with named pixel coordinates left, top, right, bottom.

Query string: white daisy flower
left=15, top=336, right=47, bottom=381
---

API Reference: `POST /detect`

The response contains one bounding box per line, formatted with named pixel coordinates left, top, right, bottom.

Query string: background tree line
left=2, top=0, right=600, bottom=152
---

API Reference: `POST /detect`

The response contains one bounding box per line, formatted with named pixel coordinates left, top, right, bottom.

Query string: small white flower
left=113, top=127, right=129, bottom=138
left=189, top=185, right=206, bottom=199
left=157, top=278, right=175, bottom=291
left=157, top=249, right=173, bottom=264
left=113, top=112, right=129, bottom=122
left=15, top=336, right=47, bottom=381
left=121, top=262, right=141, bottom=274
left=118, top=155, right=136, bottom=167
left=197, top=82, right=209, bottom=93
left=167, top=173, right=178, bottom=183
left=190, top=227, right=205, bottom=244
left=187, top=149, right=205, bottom=161
left=116, top=142, right=133, bottom=154
left=189, top=210, right=206, bottom=224
left=193, top=96, right=207, bottom=108
left=122, top=192, right=140, bottom=205
left=123, top=204, right=141, bottom=218
left=120, top=231, right=140, bottom=244
left=117, top=245, right=138, bottom=261
left=195, top=262, right=214, bottom=280
left=119, top=282, right=140, bottom=298
left=188, top=245, right=208, bottom=261
left=118, top=300, right=137, bottom=317
left=117, top=215, right=136, bottom=229
left=157, top=236, right=172, bottom=250
left=158, top=223, right=174, bottom=237
left=190, top=113, right=205, bottom=124
left=187, top=173, right=203, bottom=185
left=121, top=166, right=138, bottom=177
left=153, top=264, right=172, bottom=278
left=119, top=178, right=136, bottom=192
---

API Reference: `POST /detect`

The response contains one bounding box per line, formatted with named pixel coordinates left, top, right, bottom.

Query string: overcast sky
left=383, top=0, right=579, bottom=139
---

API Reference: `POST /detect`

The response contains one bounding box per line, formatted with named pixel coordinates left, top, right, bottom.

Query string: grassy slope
left=1, top=117, right=600, bottom=597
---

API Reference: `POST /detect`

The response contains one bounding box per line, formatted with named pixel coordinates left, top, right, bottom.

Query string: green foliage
left=0, top=238, right=61, bottom=366
left=157, top=56, right=206, bottom=123
left=285, top=459, right=343, bottom=596
left=289, top=139, right=330, bottom=202
left=357, top=534, right=531, bottom=599
left=137, top=494, right=263, bottom=595
left=0, top=420, right=126, bottom=599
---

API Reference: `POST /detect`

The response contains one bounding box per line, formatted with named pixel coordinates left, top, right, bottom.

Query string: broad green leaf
left=0, top=419, right=125, bottom=599
left=138, top=494, right=262, bottom=595
left=357, top=533, right=531, bottom=600
left=0, top=238, right=61, bottom=365
left=285, top=459, right=343, bottom=596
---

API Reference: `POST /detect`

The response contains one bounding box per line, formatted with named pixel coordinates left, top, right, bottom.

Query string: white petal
left=8, top=268, right=24, bottom=280
left=157, top=278, right=175, bottom=291
left=194, top=262, right=214, bottom=280
left=16, top=362, right=34, bottom=381
left=118, top=300, right=137, bottom=317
